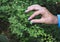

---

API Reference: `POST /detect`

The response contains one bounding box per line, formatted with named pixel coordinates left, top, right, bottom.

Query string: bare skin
left=25, top=4, right=58, bottom=24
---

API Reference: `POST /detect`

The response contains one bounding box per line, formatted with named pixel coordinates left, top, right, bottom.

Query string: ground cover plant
left=0, top=0, right=60, bottom=42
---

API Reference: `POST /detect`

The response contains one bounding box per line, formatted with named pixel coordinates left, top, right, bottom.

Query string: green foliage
left=0, top=0, right=60, bottom=42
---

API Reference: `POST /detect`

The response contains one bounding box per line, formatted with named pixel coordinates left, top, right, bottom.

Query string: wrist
left=49, top=14, right=58, bottom=24
left=54, top=16, right=58, bottom=24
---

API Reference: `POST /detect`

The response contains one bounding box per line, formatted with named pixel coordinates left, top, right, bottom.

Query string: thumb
left=30, top=18, right=45, bottom=23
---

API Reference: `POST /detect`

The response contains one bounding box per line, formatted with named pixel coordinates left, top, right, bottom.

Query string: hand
left=25, top=4, right=58, bottom=24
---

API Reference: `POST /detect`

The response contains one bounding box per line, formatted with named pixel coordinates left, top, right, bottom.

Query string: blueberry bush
left=0, top=0, right=60, bottom=42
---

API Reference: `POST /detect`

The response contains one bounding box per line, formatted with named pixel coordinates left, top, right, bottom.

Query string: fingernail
left=30, top=21, right=33, bottom=24
left=28, top=18, right=30, bottom=20
left=25, top=10, right=28, bottom=13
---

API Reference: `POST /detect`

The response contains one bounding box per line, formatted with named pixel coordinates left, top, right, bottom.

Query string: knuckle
left=42, top=7, right=46, bottom=9
left=41, top=7, right=47, bottom=12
